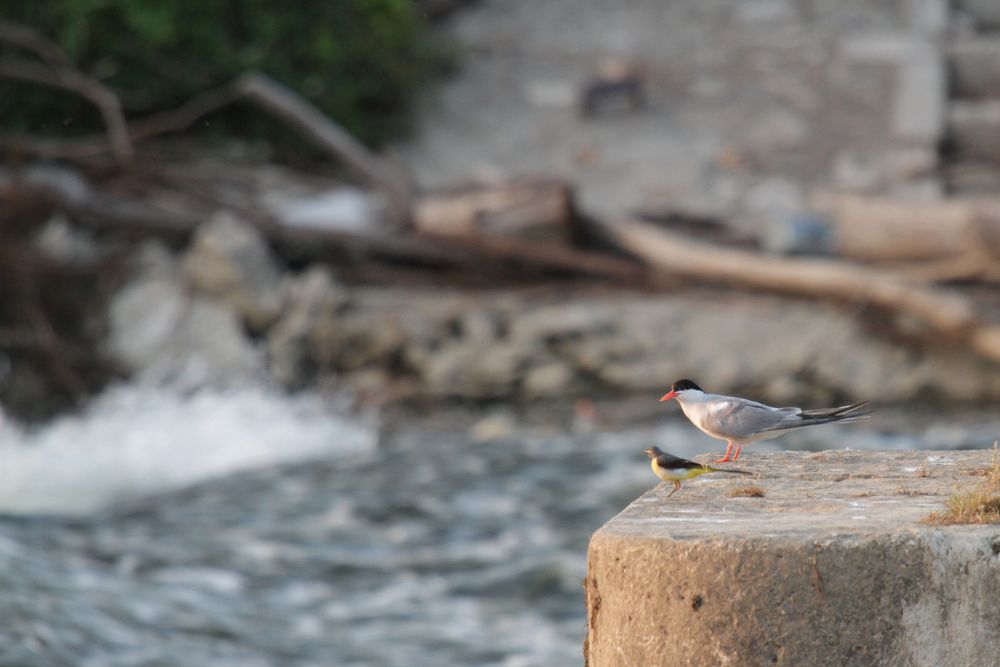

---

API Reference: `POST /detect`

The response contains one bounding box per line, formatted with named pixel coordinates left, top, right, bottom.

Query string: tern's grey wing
left=757, top=401, right=873, bottom=433
left=703, top=398, right=800, bottom=438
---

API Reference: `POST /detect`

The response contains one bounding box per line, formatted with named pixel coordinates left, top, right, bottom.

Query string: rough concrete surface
left=585, top=450, right=1000, bottom=667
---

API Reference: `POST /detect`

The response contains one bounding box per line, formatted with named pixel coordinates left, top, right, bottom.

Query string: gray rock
left=267, top=266, right=346, bottom=388
left=107, top=275, right=189, bottom=373
left=161, top=277, right=1000, bottom=405
left=2, top=163, right=92, bottom=205
left=421, top=340, right=527, bottom=399
left=312, top=309, right=407, bottom=373
left=156, top=298, right=264, bottom=387
left=34, top=215, right=101, bottom=265
left=181, top=212, right=288, bottom=332
left=131, top=239, right=178, bottom=279
left=831, top=150, right=884, bottom=192
left=521, top=359, right=574, bottom=398
left=741, top=177, right=804, bottom=228
left=315, top=289, right=472, bottom=376
left=107, top=243, right=262, bottom=386
left=743, top=109, right=809, bottom=154
left=511, top=302, right=618, bottom=342
left=312, top=287, right=1000, bottom=404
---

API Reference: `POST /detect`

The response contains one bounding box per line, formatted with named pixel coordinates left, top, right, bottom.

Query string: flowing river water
left=0, top=382, right=997, bottom=666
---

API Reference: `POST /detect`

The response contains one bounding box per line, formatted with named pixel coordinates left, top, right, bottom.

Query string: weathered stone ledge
left=585, top=450, right=1000, bottom=667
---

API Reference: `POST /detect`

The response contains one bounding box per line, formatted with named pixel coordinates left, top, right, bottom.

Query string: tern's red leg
left=732, top=445, right=743, bottom=461
left=714, top=441, right=734, bottom=463
left=667, top=480, right=681, bottom=497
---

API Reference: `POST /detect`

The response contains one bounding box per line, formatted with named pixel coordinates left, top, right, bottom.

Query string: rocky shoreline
left=5, top=159, right=1000, bottom=425
left=103, top=210, right=1000, bottom=409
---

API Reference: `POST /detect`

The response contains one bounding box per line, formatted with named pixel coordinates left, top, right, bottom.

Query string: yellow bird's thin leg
left=667, top=480, right=681, bottom=497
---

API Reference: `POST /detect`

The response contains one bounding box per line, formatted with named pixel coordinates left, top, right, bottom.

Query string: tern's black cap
left=671, top=379, right=703, bottom=392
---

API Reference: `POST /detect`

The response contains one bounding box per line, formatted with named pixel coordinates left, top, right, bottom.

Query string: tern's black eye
left=672, top=379, right=702, bottom=392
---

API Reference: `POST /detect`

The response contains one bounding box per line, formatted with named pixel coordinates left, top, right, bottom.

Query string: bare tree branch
left=234, top=72, right=413, bottom=224
left=126, top=83, right=242, bottom=141
left=0, top=55, right=133, bottom=162
left=0, top=18, right=73, bottom=66
left=0, top=70, right=414, bottom=222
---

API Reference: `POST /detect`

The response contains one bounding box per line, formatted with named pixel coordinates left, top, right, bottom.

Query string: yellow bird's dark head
left=644, top=446, right=664, bottom=459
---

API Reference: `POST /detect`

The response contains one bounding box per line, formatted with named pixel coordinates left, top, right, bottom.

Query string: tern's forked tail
left=800, top=400, right=872, bottom=419
left=763, top=400, right=874, bottom=433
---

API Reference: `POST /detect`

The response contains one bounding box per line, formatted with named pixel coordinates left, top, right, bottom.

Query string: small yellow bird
left=644, top=446, right=752, bottom=497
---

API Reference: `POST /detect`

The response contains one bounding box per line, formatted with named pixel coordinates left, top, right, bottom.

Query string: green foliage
left=0, top=0, right=444, bottom=146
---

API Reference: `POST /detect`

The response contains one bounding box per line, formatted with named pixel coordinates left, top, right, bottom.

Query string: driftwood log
left=0, top=179, right=647, bottom=287
left=600, top=217, right=1000, bottom=364
left=811, top=193, right=1000, bottom=263
left=414, top=180, right=574, bottom=244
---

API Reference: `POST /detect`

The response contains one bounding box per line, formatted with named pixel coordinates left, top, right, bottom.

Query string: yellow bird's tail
left=705, top=466, right=752, bottom=475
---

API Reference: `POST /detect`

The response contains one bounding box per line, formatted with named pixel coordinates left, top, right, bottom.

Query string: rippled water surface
left=0, top=386, right=997, bottom=666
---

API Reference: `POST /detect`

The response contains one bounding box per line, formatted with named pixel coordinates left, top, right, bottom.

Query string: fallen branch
left=897, top=254, right=1000, bottom=284
left=600, top=217, right=1000, bottom=363
left=811, top=192, right=1000, bottom=263
left=414, top=180, right=573, bottom=242
left=417, top=231, right=649, bottom=283
left=3, top=180, right=646, bottom=286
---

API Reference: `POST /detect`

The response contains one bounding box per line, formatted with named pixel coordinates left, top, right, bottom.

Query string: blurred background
left=1, top=0, right=999, bottom=665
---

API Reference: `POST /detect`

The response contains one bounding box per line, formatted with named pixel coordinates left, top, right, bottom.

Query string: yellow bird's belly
left=651, top=459, right=707, bottom=481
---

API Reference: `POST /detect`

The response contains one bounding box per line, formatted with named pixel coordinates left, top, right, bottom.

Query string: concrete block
left=840, top=34, right=946, bottom=146
left=840, top=33, right=916, bottom=63
left=949, top=100, right=1000, bottom=163
left=585, top=450, right=1000, bottom=667
left=949, top=38, right=1000, bottom=99
left=910, top=0, right=949, bottom=36
left=956, top=0, right=1000, bottom=30
left=945, top=161, right=1000, bottom=195
left=893, top=42, right=947, bottom=145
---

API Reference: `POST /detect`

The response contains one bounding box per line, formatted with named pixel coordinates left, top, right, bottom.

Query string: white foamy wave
left=0, top=382, right=376, bottom=516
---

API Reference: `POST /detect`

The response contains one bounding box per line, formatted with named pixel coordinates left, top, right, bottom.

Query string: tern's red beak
left=659, top=390, right=677, bottom=402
